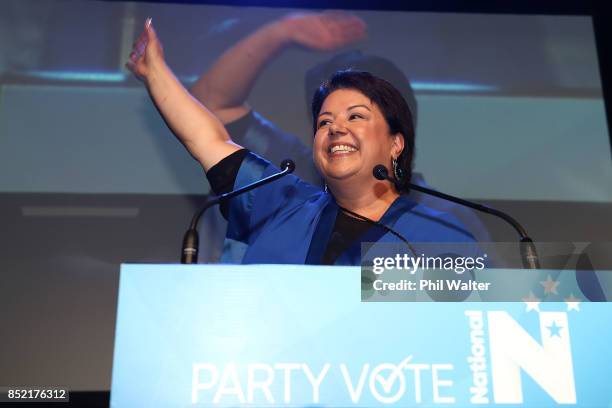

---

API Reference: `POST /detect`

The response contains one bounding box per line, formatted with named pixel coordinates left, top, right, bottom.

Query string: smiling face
left=313, top=88, right=404, bottom=190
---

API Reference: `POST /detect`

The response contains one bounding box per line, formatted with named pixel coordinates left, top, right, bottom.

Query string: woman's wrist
left=144, top=59, right=172, bottom=88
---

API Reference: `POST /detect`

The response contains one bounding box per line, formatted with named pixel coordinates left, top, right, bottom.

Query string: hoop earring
left=392, top=158, right=404, bottom=181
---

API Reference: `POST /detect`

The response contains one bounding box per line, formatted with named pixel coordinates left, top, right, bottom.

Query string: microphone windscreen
left=280, top=159, right=296, bottom=174
left=373, top=165, right=389, bottom=181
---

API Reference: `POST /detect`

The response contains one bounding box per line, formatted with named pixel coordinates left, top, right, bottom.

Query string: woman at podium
left=126, top=19, right=475, bottom=265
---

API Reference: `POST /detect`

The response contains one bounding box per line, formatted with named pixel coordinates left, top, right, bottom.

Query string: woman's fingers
left=134, top=27, right=146, bottom=50
left=317, top=12, right=366, bottom=46
left=136, top=34, right=147, bottom=56
left=129, top=18, right=152, bottom=60
left=129, top=21, right=151, bottom=57
left=125, top=60, right=136, bottom=73
left=126, top=19, right=152, bottom=80
left=338, top=22, right=367, bottom=43
left=145, top=17, right=155, bottom=41
left=321, top=11, right=365, bottom=31
left=126, top=17, right=165, bottom=82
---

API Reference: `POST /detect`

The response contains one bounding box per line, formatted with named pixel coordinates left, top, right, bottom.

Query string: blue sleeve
left=225, top=111, right=322, bottom=186
left=225, top=152, right=321, bottom=245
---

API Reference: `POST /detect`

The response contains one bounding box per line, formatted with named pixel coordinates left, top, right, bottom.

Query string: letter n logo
left=487, top=311, right=576, bottom=404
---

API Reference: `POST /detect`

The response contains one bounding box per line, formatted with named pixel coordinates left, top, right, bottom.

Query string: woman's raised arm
left=126, top=18, right=241, bottom=171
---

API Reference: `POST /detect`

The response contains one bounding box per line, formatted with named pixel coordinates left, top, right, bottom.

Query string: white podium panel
left=111, top=264, right=611, bottom=407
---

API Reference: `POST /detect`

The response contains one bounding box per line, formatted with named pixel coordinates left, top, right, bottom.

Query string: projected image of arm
left=190, top=11, right=366, bottom=182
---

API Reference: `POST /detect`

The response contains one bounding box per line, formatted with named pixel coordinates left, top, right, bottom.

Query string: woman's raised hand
left=126, top=18, right=165, bottom=83
left=280, top=11, right=367, bottom=51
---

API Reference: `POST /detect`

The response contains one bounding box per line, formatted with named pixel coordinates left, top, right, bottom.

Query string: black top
left=206, top=149, right=372, bottom=264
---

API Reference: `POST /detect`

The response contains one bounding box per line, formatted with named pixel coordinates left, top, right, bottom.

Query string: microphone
left=181, top=159, right=296, bottom=264
left=373, top=165, right=540, bottom=269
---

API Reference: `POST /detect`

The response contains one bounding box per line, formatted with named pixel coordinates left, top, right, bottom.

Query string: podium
left=111, top=264, right=611, bottom=407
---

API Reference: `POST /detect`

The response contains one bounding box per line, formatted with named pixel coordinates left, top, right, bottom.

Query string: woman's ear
left=391, top=133, right=405, bottom=158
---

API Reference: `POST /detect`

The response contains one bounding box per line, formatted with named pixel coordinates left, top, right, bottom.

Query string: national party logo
left=464, top=306, right=576, bottom=404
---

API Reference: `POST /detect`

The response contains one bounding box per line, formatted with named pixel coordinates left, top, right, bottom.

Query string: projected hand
left=126, top=18, right=165, bottom=83
left=280, top=12, right=367, bottom=51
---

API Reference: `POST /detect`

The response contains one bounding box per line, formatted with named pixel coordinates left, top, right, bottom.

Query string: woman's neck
left=331, top=181, right=399, bottom=221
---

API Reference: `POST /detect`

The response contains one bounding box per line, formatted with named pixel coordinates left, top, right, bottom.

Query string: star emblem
left=546, top=321, right=563, bottom=338
left=564, top=293, right=581, bottom=312
left=522, top=291, right=541, bottom=312
left=540, top=274, right=560, bottom=295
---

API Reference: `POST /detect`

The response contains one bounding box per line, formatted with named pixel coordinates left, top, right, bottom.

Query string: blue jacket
left=224, top=152, right=476, bottom=265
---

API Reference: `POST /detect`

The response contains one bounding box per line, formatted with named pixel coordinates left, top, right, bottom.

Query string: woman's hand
left=126, top=18, right=165, bottom=83
left=124, top=18, right=241, bottom=171
left=279, top=11, right=367, bottom=51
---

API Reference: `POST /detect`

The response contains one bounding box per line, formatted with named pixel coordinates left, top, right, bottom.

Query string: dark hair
left=311, top=70, right=415, bottom=192
left=305, top=51, right=418, bottom=129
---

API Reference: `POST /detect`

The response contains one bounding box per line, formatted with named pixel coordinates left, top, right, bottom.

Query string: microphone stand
left=374, top=166, right=540, bottom=269
left=181, top=159, right=295, bottom=264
